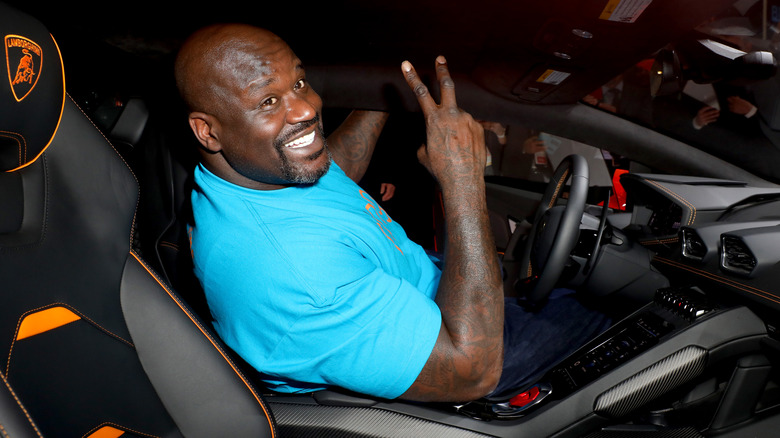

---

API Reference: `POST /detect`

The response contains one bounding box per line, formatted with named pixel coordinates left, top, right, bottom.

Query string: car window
left=486, top=124, right=624, bottom=193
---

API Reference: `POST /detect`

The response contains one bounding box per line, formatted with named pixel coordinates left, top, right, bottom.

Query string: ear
left=189, top=112, right=222, bottom=153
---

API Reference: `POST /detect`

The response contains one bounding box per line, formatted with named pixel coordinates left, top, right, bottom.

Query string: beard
left=274, top=115, right=330, bottom=184
left=280, top=137, right=332, bottom=184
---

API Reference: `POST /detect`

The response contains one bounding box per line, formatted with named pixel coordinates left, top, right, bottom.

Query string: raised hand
left=401, top=57, right=486, bottom=189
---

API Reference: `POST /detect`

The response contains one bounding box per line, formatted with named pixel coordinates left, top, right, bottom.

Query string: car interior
left=5, top=0, right=780, bottom=437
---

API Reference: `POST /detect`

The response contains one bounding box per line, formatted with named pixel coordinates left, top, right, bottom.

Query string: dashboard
left=646, top=200, right=682, bottom=236
left=619, top=173, right=780, bottom=317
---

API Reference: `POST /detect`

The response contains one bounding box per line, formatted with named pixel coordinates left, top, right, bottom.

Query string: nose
left=286, top=92, right=321, bottom=125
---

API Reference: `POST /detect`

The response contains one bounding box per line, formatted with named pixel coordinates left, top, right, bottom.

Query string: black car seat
left=0, top=3, right=275, bottom=437
left=0, top=372, right=42, bottom=437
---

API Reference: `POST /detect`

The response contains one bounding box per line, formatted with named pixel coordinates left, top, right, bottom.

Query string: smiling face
left=178, top=25, right=329, bottom=190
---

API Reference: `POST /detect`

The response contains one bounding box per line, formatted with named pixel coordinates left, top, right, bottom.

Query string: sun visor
left=1, top=4, right=65, bottom=172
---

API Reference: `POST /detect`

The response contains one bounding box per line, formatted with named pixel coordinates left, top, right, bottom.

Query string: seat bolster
left=0, top=372, right=43, bottom=438
left=120, top=252, right=275, bottom=438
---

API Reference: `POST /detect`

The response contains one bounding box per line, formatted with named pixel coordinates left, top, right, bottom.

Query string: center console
left=456, top=287, right=740, bottom=422
left=272, top=287, right=769, bottom=438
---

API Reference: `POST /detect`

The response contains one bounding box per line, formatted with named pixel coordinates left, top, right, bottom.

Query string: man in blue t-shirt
left=175, top=23, right=609, bottom=402
left=189, top=160, right=444, bottom=398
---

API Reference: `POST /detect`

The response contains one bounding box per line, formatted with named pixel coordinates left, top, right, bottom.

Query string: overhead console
left=470, top=0, right=737, bottom=104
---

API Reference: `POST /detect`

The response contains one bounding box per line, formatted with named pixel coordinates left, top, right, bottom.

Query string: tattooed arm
left=399, top=57, right=504, bottom=403
left=327, top=110, right=389, bottom=182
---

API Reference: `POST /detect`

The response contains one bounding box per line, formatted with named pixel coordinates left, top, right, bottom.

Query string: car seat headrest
left=0, top=4, right=65, bottom=172
left=110, top=98, right=150, bottom=148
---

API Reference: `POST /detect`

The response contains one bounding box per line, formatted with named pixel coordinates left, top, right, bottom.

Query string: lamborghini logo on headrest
left=5, top=35, right=42, bottom=102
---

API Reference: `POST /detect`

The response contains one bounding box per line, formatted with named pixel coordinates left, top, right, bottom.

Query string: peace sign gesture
left=401, top=56, right=487, bottom=188
left=398, top=57, right=503, bottom=403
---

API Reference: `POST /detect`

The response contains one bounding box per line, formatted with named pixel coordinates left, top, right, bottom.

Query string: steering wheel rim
left=518, top=154, right=589, bottom=305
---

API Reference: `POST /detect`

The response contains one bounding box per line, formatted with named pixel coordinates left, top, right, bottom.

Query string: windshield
left=483, top=123, right=628, bottom=205
left=581, top=0, right=780, bottom=184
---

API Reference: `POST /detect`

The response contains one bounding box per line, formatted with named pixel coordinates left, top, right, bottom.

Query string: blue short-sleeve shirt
left=190, top=162, right=442, bottom=399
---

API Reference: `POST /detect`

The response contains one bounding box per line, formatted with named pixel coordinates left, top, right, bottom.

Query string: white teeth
left=284, top=131, right=316, bottom=149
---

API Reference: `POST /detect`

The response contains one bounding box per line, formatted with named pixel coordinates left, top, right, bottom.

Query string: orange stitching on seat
left=158, top=241, right=179, bottom=251
left=645, top=180, right=697, bottom=225
left=83, top=422, right=158, bottom=438
left=654, top=257, right=780, bottom=304
left=129, top=251, right=276, bottom=437
left=6, top=304, right=134, bottom=377
left=0, top=371, right=44, bottom=437
left=67, top=94, right=140, bottom=246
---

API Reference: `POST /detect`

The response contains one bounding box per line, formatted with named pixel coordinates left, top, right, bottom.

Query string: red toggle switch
left=509, top=386, right=540, bottom=407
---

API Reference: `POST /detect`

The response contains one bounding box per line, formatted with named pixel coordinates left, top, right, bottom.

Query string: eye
left=294, top=78, right=307, bottom=90
left=261, top=96, right=278, bottom=108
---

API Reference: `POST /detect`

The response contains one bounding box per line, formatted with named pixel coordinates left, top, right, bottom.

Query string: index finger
left=402, top=60, right=437, bottom=114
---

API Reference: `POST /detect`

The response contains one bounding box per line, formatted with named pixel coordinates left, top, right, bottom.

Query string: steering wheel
left=517, top=154, right=589, bottom=306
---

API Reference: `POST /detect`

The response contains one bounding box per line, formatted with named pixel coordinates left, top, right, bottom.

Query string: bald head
left=174, top=23, right=326, bottom=190
left=174, top=23, right=287, bottom=117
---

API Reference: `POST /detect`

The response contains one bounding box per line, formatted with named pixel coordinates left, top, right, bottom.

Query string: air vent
left=681, top=228, right=706, bottom=261
left=720, top=235, right=756, bottom=276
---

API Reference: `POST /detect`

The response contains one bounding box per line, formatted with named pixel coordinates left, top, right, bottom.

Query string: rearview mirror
left=650, top=49, right=682, bottom=97
left=650, top=40, right=777, bottom=97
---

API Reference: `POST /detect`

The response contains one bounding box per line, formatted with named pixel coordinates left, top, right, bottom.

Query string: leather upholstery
left=0, top=2, right=275, bottom=436
left=0, top=372, right=41, bottom=438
